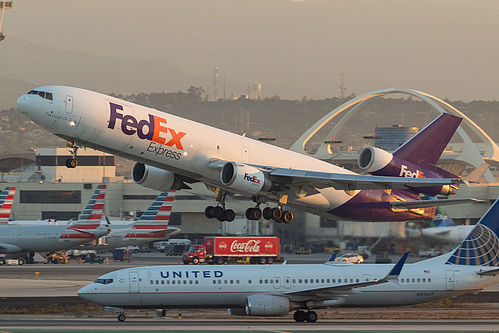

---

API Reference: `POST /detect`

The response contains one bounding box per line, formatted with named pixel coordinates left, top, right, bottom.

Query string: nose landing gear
left=65, top=140, right=79, bottom=169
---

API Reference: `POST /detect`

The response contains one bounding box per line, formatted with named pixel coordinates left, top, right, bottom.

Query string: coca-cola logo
left=219, top=242, right=227, bottom=251
left=230, top=240, right=261, bottom=253
left=265, top=241, right=273, bottom=251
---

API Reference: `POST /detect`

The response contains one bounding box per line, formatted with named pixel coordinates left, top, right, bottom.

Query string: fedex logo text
left=107, top=102, right=186, bottom=150
left=244, top=173, right=261, bottom=184
left=399, top=165, right=426, bottom=178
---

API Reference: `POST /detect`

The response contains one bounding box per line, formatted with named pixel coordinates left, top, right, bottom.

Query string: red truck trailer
left=182, top=236, right=280, bottom=265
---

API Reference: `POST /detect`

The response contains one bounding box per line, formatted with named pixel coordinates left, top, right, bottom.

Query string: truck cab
left=182, top=245, right=206, bottom=265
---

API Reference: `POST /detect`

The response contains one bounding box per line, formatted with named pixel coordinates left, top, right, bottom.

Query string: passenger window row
left=212, top=279, right=241, bottom=285
left=150, top=280, right=200, bottom=285
left=400, top=277, right=431, bottom=283
left=28, top=90, right=53, bottom=101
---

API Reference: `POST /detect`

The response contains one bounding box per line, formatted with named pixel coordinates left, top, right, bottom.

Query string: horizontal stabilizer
left=389, top=198, right=485, bottom=209
left=464, top=163, right=490, bottom=183
left=477, top=267, right=499, bottom=276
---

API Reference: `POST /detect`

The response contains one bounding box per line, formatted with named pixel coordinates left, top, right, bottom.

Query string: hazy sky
left=3, top=0, right=499, bottom=100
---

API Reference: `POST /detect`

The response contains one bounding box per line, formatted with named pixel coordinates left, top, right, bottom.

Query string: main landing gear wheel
left=117, top=313, right=126, bottom=322
left=270, top=208, right=293, bottom=223
left=204, top=206, right=235, bottom=222
left=294, top=310, right=306, bottom=322
left=293, top=310, right=318, bottom=323
left=245, top=207, right=262, bottom=220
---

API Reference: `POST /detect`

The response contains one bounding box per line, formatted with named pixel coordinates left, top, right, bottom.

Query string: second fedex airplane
left=79, top=196, right=499, bottom=322
left=18, top=87, right=468, bottom=223
left=83, top=191, right=180, bottom=250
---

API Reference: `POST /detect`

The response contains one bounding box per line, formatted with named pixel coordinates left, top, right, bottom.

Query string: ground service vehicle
left=182, top=236, right=280, bottom=265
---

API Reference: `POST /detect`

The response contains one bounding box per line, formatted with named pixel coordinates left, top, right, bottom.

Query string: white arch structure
left=289, top=88, right=499, bottom=182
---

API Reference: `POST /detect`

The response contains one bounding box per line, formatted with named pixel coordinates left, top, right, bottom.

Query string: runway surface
left=1, top=317, right=499, bottom=332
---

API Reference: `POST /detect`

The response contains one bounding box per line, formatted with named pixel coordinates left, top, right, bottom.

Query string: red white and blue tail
left=127, top=190, right=176, bottom=239
left=0, top=187, right=16, bottom=223
left=67, top=185, right=107, bottom=237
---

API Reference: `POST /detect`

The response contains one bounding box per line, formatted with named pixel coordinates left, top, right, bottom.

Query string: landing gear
left=65, top=140, right=79, bottom=169
left=257, top=206, right=294, bottom=223
left=245, top=207, right=262, bottom=220
left=117, top=313, right=126, bottom=322
left=204, top=190, right=235, bottom=222
left=205, top=206, right=235, bottom=222
left=293, top=310, right=317, bottom=323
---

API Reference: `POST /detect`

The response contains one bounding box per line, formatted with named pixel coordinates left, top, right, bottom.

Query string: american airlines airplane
left=0, top=185, right=110, bottom=264
left=17, top=87, right=470, bottom=223
left=0, top=186, right=15, bottom=223
left=82, top=191, right=180, bottom=250
left=79, top=197, right=499, bottom=322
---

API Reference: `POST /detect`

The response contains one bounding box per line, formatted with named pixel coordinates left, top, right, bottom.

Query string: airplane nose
left=77, top=284, right=93, bottom=300
left=17, top=95, right=30, bottom=113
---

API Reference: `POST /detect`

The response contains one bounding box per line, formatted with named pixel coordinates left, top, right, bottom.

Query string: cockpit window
left=27, top=90, right=53, bottom=101
left=95, top=278, right=114, bottom=285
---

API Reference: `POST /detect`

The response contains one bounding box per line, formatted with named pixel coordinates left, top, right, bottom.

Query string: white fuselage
left=422, top=225, right=475, bottom=243
left=18, top=86, right=355, bottom=216
left=78, top=256, right=499, bottom=310
left=0, top=224, right=109, bottom=253
left=81, top=224, right=180, bottom=250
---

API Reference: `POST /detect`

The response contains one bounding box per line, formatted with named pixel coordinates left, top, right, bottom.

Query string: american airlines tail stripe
left=133, top=225, right=168, bottom=230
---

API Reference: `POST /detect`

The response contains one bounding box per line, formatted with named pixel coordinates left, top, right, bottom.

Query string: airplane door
left=129, top=271, right=140, bottom=293
left=65, top=96, right=74, bottom=114
left=445, top=270, right=454, bottom=290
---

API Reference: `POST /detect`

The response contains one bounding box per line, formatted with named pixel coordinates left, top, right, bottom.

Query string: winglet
left=326, top=252, right=338, bottom=263
left=384, top=252, right=410, bottom=280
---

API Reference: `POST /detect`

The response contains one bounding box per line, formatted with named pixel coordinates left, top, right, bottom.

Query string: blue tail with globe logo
left=445, top=198, right=499, bottom=267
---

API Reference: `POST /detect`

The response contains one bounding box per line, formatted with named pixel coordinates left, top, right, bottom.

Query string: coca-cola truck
left=182, top=236, right=280, bottom=265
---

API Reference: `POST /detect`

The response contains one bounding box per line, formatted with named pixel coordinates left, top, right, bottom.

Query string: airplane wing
left=389, top=198, right=485, bottom=209
left=283, top=253, right=409, bottom=302
left=209, top=160, right=462, bottom=193
left=269, top=168, right=461, bottom=191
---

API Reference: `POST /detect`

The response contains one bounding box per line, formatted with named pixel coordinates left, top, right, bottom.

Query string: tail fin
left=72, top=184, right=106, bottom=228
left=428, top=196, right=457, bottom=227
left=445, top=197, right=499, bottom=267
left=0, top=187, right=15, bottom=223
left=394, top=113, right=462, bottom=167
left=128, top=191, right=176, bottom=237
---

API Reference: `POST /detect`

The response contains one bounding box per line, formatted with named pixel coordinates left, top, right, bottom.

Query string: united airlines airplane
left=79, top=197, right=499, bottom=322
left=17, top=87, right=471, bottom=223
left=83, top=191, right=180, bottom=250
left=0, top=185, right=110, bottom=264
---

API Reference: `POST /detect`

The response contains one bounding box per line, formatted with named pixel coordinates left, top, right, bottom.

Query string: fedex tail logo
left=399, top=165, right=426, bottom=178
left=107, top=102, right=186, bottom=150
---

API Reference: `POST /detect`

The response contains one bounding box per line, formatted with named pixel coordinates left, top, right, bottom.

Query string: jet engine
left=245, top=294, right=291, bottom=316
left=358, top=147, right=393, bottom=174
left=131, top=163, right=184, bottom=191
left=220, top=162, right=272, bottom=194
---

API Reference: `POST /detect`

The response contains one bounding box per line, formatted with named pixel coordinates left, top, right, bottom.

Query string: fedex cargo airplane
left=0, top=185, right=110, bottom=264
left=17, top=87, right=470, bottom=223
left=0, top=186, right=15, bottom=223
left=83, top=191, right=180, bottom=250
left=79, top=196, right=499, bottom=323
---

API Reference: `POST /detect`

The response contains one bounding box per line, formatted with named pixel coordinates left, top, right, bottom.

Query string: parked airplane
left=18, top=87, right=472, bottom=223
left=79, top=197, right=499, bottom=322
left=82, top=190, right=180, bottom=250
left=421, top=204, right=474, bottom=243
left=0, top=185, right=110, bottom=264
left=0, top=186, right=15, bottom=223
